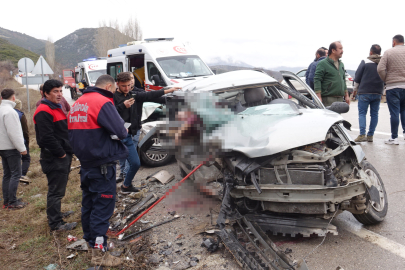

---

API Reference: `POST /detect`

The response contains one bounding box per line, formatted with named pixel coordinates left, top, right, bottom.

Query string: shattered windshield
left=88, top=70, right=107, bottom=84
left=157, top=55, right=212, bottom=79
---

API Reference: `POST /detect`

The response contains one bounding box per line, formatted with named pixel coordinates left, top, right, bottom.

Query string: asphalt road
left=64, top=87, right=405, bottom=269
left=276, top=101, right=405, bottom=270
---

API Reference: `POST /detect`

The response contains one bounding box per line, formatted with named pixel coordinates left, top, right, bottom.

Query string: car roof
left=181, top=70, right=279, bottom=93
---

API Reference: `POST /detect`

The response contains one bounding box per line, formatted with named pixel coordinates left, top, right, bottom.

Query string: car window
left=147, top=62, right=163, bottom=81
left=296, top=70, right=306, bottom=77
left=107, top=62, right=123, bottom=80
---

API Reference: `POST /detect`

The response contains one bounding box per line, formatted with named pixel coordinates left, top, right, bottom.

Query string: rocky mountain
left=270, top=66, right=307, bottom=73
left=1, top=26, right=132, bottom=69
left=48, top=27, right=133, bottom=68
left=0, top=38, right=39, bottom=66
left=209, top=65, right=284, bottom=82
left=52, top=28, right=99, bottom=69
left=0, top=27, right=46, bottom=54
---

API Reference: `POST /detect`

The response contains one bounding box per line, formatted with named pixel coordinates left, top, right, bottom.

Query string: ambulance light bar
left=144, top=38, right=174, bottom=42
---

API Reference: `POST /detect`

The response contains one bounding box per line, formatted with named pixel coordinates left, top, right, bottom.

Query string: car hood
left=208, top=105, right=345, bottom=158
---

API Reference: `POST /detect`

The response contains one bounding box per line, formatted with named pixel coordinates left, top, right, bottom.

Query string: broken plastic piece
left=44, top=264, right=59, bottom=270
left=129, top=236, right=143, bottom=244
left=147, top=170, right=175, bottom=184
left=67, top=253, right=77, bottom=259
left=202, top=238, right=219, bottom=252
left=66, top=239, right=88, bottom=251
left=67, top=235, right=77, bottom=242
left=140, top=220, right=150, bottom=224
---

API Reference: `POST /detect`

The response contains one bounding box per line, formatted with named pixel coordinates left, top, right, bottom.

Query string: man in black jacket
left=352, top=44, right=384, bottom=143
left=33, top=80, right=76, bottom=231
left=114, top=72, right=179, bottom=192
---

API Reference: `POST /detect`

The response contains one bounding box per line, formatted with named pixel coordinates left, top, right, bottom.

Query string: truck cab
left=106, top=38, right=214, bottom=90
left=63, top=58, right=107, bottom=99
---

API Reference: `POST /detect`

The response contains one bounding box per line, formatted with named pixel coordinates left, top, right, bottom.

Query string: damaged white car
left=162, top=70, right=387, bottom=232
left=149, top=69, right=388, bottom=269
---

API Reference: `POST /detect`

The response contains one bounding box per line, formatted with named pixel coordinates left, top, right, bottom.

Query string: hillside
left=36, top=27, right=133, bottom=68
left=0, top=27, right=45, bottom=54
left=0, top=38, right=39, bottom=66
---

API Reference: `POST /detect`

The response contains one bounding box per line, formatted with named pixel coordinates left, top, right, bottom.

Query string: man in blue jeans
left=378, top=35, right=405, bottom=145
left=353, top=44, right=384, bottom=142
left=0, top=89, right=27, bottom=209
left=113, top=72, right=180, bottom=193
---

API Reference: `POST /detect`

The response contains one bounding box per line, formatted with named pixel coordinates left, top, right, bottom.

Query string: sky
left=1, top=0, right=403, bottom=70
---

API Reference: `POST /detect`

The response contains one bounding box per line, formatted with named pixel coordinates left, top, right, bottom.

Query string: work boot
left=367, top=136, right=373, bottom=142
left=116, top=173, right=124, bottom=183
left=91, top=248, right=122, bottom=267
left=354, top=135, right=367, bottom=142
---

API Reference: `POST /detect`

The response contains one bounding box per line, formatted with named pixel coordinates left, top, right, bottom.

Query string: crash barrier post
left=115, top=161, right=206, bottom=236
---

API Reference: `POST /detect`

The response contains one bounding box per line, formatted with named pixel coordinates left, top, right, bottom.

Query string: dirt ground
left=117, top=160, right=242, bottom=270
left=0, top=77, right=241, bottom=270
left=0, top=156, right=242, bottom=270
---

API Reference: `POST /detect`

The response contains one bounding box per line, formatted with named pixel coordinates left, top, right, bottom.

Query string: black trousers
left=40, top=152, right=72, bottom=229
left=21, top=141, right=31, bottom=176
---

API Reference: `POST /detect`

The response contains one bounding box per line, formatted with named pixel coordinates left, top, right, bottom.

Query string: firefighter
left=68, top=74, right=128, bottom=267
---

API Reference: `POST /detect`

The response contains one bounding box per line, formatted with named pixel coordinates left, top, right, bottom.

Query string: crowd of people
left=306, top=35, right=405, bottom=144
left=1, top=35, right=405, bottom=267
left=0, top=72, right=179, bottom=267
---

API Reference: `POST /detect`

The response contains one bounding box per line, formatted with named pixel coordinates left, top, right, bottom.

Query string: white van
left=106, top=38, right=214, bottom=90
left=75, top=59, right=107, bottom=88
left=64, top=58, right=107, bottom=99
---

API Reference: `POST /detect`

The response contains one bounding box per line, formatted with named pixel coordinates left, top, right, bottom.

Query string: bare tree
left=45, top=37, right=55, bottom=71
left=122, top=16, right=143, bottom=41
left=94, top=17, right=143, bottom=57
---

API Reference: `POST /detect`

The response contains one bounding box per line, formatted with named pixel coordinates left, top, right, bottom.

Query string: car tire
left=139, top=136, right=174, bottom=167
left=70, top=87, right=78, bottom=100
left=140, top=149, right=173, bottom=167
left=70, top=87, right=75, bottom=100
left=353, top=161, right=388, bottom=225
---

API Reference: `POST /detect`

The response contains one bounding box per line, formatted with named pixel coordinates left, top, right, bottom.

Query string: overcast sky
left=1, top=0, right=402, bottom=70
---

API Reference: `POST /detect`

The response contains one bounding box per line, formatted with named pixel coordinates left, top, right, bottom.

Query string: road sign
left=32, top=55, right=54, bottom=75
left=18, top=57, right=36, bottom=113
left=22, top=76, right=49, bottom=85
left=17, top=58, right=34, bottom=73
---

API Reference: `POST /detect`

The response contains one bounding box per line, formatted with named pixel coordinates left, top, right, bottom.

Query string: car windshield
left=156, top=55, right=212, bottom=79
left=88, top=70, right=107, bottom=83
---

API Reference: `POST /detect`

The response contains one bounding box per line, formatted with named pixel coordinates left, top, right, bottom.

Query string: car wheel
left=140, top=137, right=173, bottom=167
left=353, top=161, right=388, bottom=225
left=71, top=87, right=79, bottom=100
left=70, top=87, right=75, bottom=99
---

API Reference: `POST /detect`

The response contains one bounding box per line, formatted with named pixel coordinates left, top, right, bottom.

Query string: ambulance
left=63, top=58, right=107, bottom=99
left=106, top=38, right=214, bottom=90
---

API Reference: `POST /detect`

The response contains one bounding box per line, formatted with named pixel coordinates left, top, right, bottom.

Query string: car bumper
left=230, top=180, right=366, bottom=204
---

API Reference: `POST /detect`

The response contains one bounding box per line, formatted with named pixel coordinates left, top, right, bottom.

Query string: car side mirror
left=326, top=102, right=349, bottom=114
left=152, top=74, right=161, bottom=86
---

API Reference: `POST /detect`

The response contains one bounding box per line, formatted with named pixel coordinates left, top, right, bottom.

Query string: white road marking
left=337, top=219, right=405, bottom=259
left=351, top=128, right=404, bottom=138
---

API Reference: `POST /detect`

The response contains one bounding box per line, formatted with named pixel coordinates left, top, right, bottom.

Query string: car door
left=280, top=70, right=324, bottom=109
